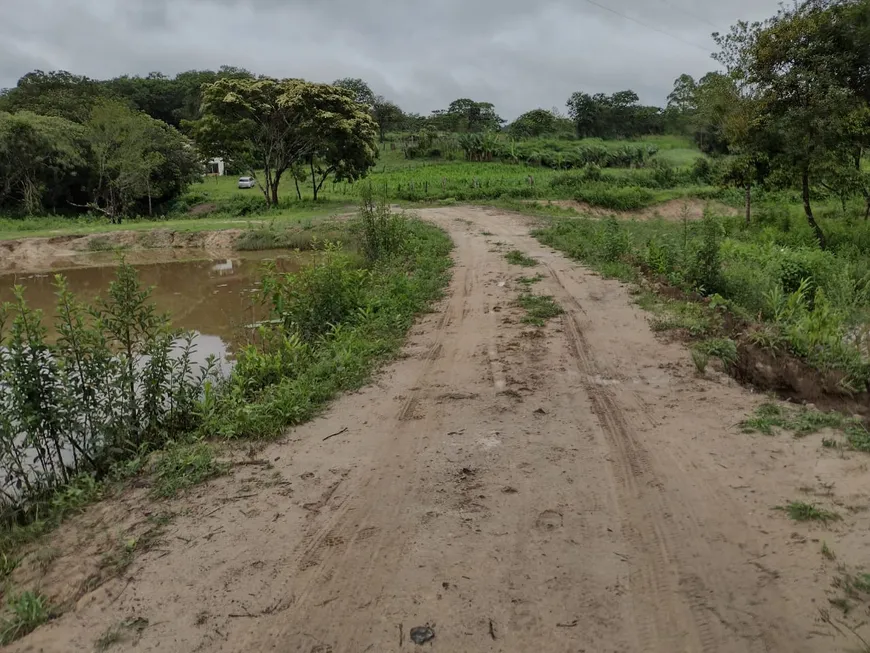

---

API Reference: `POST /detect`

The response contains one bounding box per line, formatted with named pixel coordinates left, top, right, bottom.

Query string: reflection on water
left=0, top=249, right=311, bottom=360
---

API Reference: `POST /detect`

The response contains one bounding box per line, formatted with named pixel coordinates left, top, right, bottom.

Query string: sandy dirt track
left=10, top=207, right=866, bottom=652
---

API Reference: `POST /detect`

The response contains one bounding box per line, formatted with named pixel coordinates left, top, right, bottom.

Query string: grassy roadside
left=527, top=207, right=870, bottom=410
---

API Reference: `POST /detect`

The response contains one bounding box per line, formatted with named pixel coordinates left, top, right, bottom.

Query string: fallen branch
left=323, top=427, right=349, bottom=442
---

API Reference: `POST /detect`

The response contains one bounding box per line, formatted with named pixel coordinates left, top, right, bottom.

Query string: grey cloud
left=1, top=0, right=784, bottom=118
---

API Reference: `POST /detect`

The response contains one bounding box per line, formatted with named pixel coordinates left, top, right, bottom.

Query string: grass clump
left=696, top=338, right=738, bottom=367
left=505, top=250, right=538, bottom=267
left=822, top=541, right=837, bottom=561
left=0, top=592, right=50, bottom=645
left=517, top=294, right=564, bottom=326
left=690, top=348, right=709, bottom=374
left=152, top=441, right=227, bottom=498
left=740, top=403, right=865, bottom=442
left=778, top=501, right=840, bottom=523
left=517, top=274, right=545, bottom=286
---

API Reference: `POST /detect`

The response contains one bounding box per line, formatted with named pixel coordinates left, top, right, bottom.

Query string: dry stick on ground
left=323, top=427, right=349, bottom=442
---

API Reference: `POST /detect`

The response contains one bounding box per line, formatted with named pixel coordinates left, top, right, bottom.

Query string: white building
left=207, top=157, right=226, bottom=176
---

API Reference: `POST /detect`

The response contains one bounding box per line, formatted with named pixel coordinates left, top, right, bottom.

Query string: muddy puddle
left=0, top=249, right=312, bottom=360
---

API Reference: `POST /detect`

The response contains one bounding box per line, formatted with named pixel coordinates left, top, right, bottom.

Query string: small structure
left=207, top=157, right=226, bottom=176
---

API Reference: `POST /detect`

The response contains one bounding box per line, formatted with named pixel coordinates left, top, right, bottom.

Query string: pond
left=0, top=249, right=311, bottom=363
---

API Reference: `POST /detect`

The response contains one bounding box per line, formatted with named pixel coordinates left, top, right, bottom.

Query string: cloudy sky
left=1, top=0, right=784, bottom=119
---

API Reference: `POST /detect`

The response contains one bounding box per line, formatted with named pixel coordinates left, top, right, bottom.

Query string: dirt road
left=13, top=207, right=864, bottom=652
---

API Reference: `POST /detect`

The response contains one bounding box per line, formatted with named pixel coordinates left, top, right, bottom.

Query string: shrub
left=574, top=185, right=656, bottom=211
left=689, top=212, right=723, bottom=294
left=0, top=267, right=214, bottom=526
left=359, top=184, right=409, bottom=261
left=260, top=247, right=369, bottom=342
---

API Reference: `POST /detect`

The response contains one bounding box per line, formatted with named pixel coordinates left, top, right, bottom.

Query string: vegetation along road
left=5, top=206, right=865, bottom=652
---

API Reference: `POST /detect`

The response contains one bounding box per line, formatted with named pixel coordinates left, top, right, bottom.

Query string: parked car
left=238, top=176, right=256, bottom=189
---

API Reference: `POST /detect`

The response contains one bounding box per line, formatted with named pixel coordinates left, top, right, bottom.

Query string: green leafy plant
left=690, top=348, right=710, bottom=374
left=778, top=501, right=840, bottom=523
left=0, top=592, right=50, bottom=645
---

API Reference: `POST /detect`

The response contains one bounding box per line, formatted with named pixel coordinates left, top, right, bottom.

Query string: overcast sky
left=1, top=0, right=784, bottom=119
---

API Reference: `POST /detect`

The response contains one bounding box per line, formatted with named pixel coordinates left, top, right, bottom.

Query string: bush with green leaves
left=358, top=183, right=408, bottom=262
left=689, top=212, right=723, bottom=295
left=0, top=264, right=215, bottom=526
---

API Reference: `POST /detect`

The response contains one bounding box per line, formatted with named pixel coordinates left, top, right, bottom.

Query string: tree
left=192, top=78, right=377, bottom=205
left=293, top=84, right=378, bottom=200
left=332, top=78, right=376, bottom=108
left=508, top=109, right=557, bottom=138
left=667, top=74, right=698, bottom=113
left=192, top=78, right=315, bottom=206
left=84, top=101, right=198, bottom=222
left=439, top=99, right=504, bottom=132
left=372, top=96, right=404, bottom=142
left=567, top=90, right=662, bottom=139
left=0, top=111, right=87, bottom=214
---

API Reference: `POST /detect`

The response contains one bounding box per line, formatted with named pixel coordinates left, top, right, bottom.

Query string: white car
left=238, top=176, right=256, bottom=189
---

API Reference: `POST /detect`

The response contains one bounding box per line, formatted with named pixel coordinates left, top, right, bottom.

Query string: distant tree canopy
left=332, top=77, right=377, bottom=108
left=565, top=90, right=664, bottom=139
left=0, top=65, right=256, bottom=129
left=429, top=99, right=504, bottom=133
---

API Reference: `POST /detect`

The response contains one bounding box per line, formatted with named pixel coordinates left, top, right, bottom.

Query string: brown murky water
left=0, top=249, right=311, bottom=360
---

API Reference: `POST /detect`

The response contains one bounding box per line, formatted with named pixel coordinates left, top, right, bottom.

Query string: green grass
left=0, top=202, right=348, bottom=240
left=636, top=292, right=717, bottom=337
left=740, top=403, right=861, bottom=438
left=517, top=293, right=564, bottom=326
left=778, top=501, right=840, bottom=523
left=152, top=441, right=228, bottom=498
left=517, top=274, right=545, bottom=286
left=742, top=403, right=870, bottom=453
left=505, top=250, right=538, bottom=267
left=0, top=592, right=50, bottom=645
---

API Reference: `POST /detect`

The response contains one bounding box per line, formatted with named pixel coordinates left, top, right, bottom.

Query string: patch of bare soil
left=0, top=229, right=243, bottom=274
left=7, top=207, right=868, bottom=652
left=541, top=198, right=739, bottom=221
left=188, top=202, right=219, bottom=216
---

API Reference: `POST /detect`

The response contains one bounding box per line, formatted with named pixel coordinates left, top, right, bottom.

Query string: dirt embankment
left=5, top=207, right=868, bottom=652
left=0, top=229, right=243, bottom=274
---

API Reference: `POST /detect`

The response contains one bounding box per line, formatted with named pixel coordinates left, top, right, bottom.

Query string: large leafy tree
left=372, top=96, right=404, bottom=142
left=434, top=99, right=504, bottom=133
left=84, top=101, right=199, bottom=222
left=192, top=78, right=377, bottom=205
left=296, top=84, right=379, bottom=199
left=566, top=90, right=663, bottom=139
